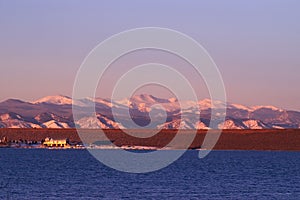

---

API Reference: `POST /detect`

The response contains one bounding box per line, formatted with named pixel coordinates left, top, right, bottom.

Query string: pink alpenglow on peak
left=0, top=94, right=299, bottom=129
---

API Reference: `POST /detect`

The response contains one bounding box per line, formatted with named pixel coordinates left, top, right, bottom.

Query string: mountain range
left=0, top=94, right=299, bottom=129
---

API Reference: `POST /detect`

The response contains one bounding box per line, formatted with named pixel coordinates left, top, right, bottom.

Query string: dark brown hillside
left=0, top=129, right=299, bottom=150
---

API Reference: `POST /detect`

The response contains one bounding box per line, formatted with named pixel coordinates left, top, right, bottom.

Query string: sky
left=0, top=0, right=300, bottom=110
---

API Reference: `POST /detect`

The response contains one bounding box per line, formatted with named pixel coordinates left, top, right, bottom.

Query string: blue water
left=0, top=149, right=299, bottom=199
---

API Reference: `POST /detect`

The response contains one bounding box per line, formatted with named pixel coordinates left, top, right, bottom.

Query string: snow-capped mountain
left=32, top=95, right=73, bottom=105
left=34, top=112, right=73, bottom=128
left=0, top=112, right=42, bottom=128
left=0, top=94, right=299, bottom=129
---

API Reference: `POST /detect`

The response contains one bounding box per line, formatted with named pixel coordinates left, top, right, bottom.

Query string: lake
left=0, top=149, right=299, bottom=199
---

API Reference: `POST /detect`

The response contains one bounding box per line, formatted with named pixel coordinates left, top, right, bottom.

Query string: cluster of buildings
left=42, top=137, right=69, bottom=147
left=0, top=136, right=83, bottom=149
left=0, top=136, right=164, bottom=150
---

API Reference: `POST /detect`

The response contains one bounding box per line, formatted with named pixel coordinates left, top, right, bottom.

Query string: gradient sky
left=0, top=0, right=300, bottom=110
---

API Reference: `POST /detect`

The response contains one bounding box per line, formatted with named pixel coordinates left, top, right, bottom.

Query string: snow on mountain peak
left=230, top=104, right=251, bottom=111
left=32, top=95, right=72, bottom=105
left=168, top=97, right=178, bottom=103
left=242, top=119, right=268, bottom=129
left=94, top=98, right=113, bottom=107
left=131, top=94, right=168, bottom=103
left=251, top=105, right=282, bottom=112
left=0, top=113, right=22, bottom=121
left=198, top=99, right=226, bottom=110
left=0, top=94, right=299, bottom=129
left=130, top=94, right=155, bottom=102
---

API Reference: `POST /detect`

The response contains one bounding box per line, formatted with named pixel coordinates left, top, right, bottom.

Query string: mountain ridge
left=0, top=95, right=299, bottom=129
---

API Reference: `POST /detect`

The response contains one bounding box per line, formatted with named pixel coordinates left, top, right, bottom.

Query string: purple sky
left=0, top=0, right=299, bottom=110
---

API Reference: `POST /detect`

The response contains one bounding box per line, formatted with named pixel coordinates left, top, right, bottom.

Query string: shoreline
left=0, top=128, right=300, bottom=151
left=1, top=147, right=300, bottom=152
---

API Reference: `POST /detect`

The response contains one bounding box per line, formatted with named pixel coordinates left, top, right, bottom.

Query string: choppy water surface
left=0, top=149, right=299, bottom=199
